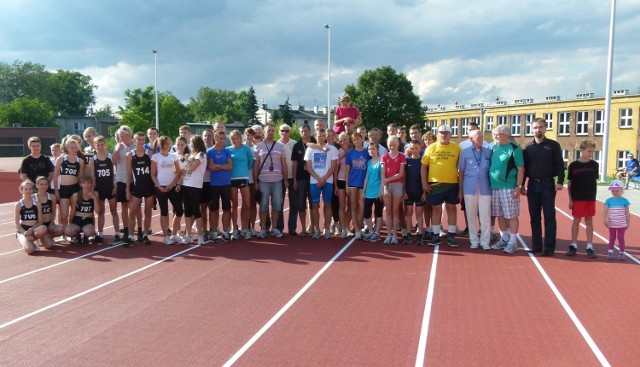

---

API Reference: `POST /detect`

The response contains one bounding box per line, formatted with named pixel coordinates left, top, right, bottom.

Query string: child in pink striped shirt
left=603, top=180, right=630, bottom=260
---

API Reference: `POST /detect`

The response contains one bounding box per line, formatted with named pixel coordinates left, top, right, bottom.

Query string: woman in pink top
left=381, top=136, right=406, bottom=245
left=333, top=94, right=362, bottom=134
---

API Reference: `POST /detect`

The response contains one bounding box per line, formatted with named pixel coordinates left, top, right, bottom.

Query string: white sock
left=586, top=243, right=593, bottom=250
left=432, top=224, right=441, bottom=234
left=509, top=233, right=517, bottom=243
left=448, top=225, right=457, bottom=234
left=570, top=243, right=577, bottom=248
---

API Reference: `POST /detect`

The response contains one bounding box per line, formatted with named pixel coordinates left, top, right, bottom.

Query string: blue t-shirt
left=345, top=148, right=370, bottom=188
left=405, top=155, right=423, bottom=193
left=207, top=147, right=231, bottom=186
left=364, top=159, right=382, bottom=199
left=227, top=144, right=254, bottom=180
left=625, top=158, right=639, bottom=174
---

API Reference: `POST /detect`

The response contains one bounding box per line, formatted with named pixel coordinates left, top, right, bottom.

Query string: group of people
left=14, top=95, right=630, bottom=260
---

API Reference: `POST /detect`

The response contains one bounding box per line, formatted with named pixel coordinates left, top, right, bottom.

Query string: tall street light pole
left=324, top=24, right=331, bottom=129
left=153, top=50, right=159, bottom=131
left=601, top=0, right=616, bottom=183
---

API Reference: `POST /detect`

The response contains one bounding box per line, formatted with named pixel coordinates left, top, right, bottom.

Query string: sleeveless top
left=76, top=195, right=94, bottom=214
left=131, top=149, right=153, bottom=188
left=34, top=192, right=52, bottom=215
left=60, top=156, right=81, bottom=178
left=93, top=153, right=115, bottom=189
left=19, top=198, right=38, bottom=222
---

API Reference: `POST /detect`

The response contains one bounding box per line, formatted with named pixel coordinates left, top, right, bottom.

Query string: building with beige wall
left=424, top=90, right=640, bottom=178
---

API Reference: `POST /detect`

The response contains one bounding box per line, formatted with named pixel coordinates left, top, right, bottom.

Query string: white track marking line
left=556, top=206, right=640, bottom=265
left=0, top=249, right=21, bottom=256
left=0, top=244, right=200, bottom=330
left=516, top=235, right=611, bottom=367
left=415, top=245, right=439, bottom=367
left=222, top=237, right=356, bottom=367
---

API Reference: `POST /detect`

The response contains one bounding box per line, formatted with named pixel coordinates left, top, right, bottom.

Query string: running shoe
left=566, top=246, right=577, bottom=256
left=94, top=234, right=104, bottom=243
left=221, top=232, right=231, bottom=243
left=481, top=243, right=491, bottom=250
left=257, top=230, right=267, bottom=239
left=143, top=235, right=151, bottom=245
left=429, top=235, right=441, bottom=247
left=391, top=235, right=398, bottom=245
left=503, top=241, right=518, bottom=254
left=123, top=237, right=133, bottom=248
left=447, top=234, right=459, bottom=248
left=403, top=234, right=412, bottom=245
left=619, top=252, right=625, bottom=261
left=250, top=228, right=258, bottom=237
left=354, top=231, right=362, bottom=240
left=383, top=236, right=393, bottom=245
left=180, top=235, right=192, bottom=245
left=586, top=248, right=597, bottom=258
left=272, top=229, right=284, bottom=238
left=311, top=230, right=321, bottom=239
left=458, top=228, right=469, bottom=238
left=170, top=235, right=181, bottom=244
left=325, top=228, right=332, bottom=240
left=491, top=238, right=508, bottom=250
left=163, top=236, right=173, bottom=245
left=243, top=229, right=252, bottom=240
left=341, top=229, right=349, bottom=239
left=607, top=251, right=614, bottom=260
left=470, top=243, right=479, bottom=249
left=231, top=230, right=240, bottom=240
left=416, top=233, right=424, bottom=246
left=114, top=234, right=122, bottom=243
left=197, top=236, right=206, bottom=246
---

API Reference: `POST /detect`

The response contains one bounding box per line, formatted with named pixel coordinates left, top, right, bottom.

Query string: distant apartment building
left=424, top=90, right=640, bottom=177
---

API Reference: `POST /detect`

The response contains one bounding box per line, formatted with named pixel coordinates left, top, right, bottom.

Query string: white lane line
left=0, top=243, right=124, bottom=285
left=0, top=244, right=200, bottom=330
left=415, top=245, right=439, bottom=367
left=222, top=237, right=356, bottom=367
left=0, top=249, right=21, bottom=256
left=517, top=235, right=611, bottom=367
left=556, top=206, right=640, bottom=265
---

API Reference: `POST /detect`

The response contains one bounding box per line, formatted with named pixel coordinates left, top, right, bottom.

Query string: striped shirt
left=605, top=196, right=630, bottom=228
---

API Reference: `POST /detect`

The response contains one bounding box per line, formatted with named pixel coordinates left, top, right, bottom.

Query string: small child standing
left=603, top=180, right=630, bottom=260
left=566, top=139, right=599, bottom=258
left=403, top=140, right=425, bottom=245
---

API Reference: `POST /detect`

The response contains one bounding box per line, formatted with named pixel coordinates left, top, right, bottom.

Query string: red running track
left=0, top=189, right=638, bottom=366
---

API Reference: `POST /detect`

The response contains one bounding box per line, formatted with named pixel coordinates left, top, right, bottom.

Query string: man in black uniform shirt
left=19, top=137, right=54, bottom=183
left=521, top=117, right=565, bottom=256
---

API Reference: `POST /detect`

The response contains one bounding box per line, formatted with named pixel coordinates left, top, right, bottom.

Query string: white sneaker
left=401, top=229, right=408, bottom=237
left=180, top=235, right=192, bottom=245
left=163, top=236, right=173, bottom=245
left=231, top=229, right=239, bottom=240
left=504, top=241, right=518, bottom=254
left=341, top=229, right=349, bottom=238
left=354, top=231, right=362, bottom=240
left=470, top=243, right=479, bottom=249
left=491, top=238, right=508, bottom=250
left=272, top=229, right=284, bottom=238
left=311, top=230, right=321, bottom=239
left=325, top=228, right=332, bottom=239
left=170, top=235, right=181, bottom=244
left=197, top=236, right=205, bottom=245
left=391, top=235, right=398, bottom=245
left=482, top=243, right=491, bottom=250
left=383, top=236, right=392, bottom=245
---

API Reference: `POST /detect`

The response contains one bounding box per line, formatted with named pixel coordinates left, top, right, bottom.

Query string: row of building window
left=427, top=108, right=634, bottom=137
left=559, top=149, right=638, bottom=175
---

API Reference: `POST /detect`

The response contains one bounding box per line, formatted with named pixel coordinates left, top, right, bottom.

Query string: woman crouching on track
left=34, top=176, right=64, bottom=249
left=151, top=136, right=184, bottom=245
left=15, top=179, right=48, bottom=254
left=65, top=175, right=98, bottom=245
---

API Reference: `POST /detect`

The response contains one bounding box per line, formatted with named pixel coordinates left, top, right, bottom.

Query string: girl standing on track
left=54, top=137, right=85, bottom=229
left=603, top=180, right=630, bottom=260
left=181, top=135, right=208, bottom=245
left=248, top=126, right=262, bottom=237
left=228, top=130, right=255, bottom=240
left=126, top=132, right=155, bottom=246
left=15, top=179, right=47, bottom=254
left=362, top=144, right=384, bottom=242
left=66, top=175, right=98, bottom=245
left=208, top=130, right=233, bottom=242
left=89, top=136, right=119, bottom=243
left=83, top=127, right=98, bottom=175
left=336, top=132, right=353, bottom=238
left=345, top=132, right=370, bottom=241
left=34, top=176, right=64, bottom=249
left=151, top=136, right=184, bottom=245
left=381, top=136, right=406, bottom=245
left=172, top=136, right=190, bottom=242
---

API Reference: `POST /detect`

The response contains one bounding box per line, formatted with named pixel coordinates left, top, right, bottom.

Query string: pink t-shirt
left=381, top=151, right=406, bottom=184
left=333, top=106, right=360, bottom=133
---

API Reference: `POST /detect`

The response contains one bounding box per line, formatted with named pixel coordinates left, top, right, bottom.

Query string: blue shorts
left=310, top=182, right=334, bottom=205
left=427, top=183, right=459, bottom=206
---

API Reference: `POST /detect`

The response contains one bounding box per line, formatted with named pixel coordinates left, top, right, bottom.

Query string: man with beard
left=522, top=117, right=565, bottom=256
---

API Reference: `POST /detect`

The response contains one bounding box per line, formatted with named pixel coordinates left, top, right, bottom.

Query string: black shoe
left=137, top=233, right=144, bottom=243
left=541, top=250, right=555, bottom=257
left=123, top=237, right=133, bottom=248
left=566, top=246, right=577, bottom=256
left=143, top=235, right=151, bottom=245
left=417, top=233, right=424, bottom=246
left=586, top=248, right=597, bottom=258
left=458, top=228, right=469, bottom=238
left=81, top=236, right=89, bottom=246
left=527, top=248, right=543, bottom=254
left=167, top=228, right=172, bottom=235
left=113, top=234, right=122, bottom=243
left=403, top=234, right=412, bottom=245
left=429, top=234, right=441, bottom=247
left=447, top=233, right=459, bottom=248
left=94, top=234, right=104, bottom=243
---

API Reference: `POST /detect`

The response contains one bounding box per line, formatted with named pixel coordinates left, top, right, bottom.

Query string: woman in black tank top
left=15, top=180, right=47, bottom=254
left=125, top=132, right=156, bottom=246
left=89, top=135, right=119, bottom=244
left=34, top=176, right=64, bottom=249
left=65, top=175, right=98, bottom=245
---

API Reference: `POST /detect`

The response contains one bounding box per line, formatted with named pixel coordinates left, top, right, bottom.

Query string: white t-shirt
left=151, top=152, right=179, bottom=186
left=304, top=144, right=339, bottom=184
left=182, top=153, right=207, bottom=189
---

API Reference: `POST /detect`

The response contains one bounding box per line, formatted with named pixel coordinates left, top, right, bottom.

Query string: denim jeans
left=526, top=179, right=557, bottom=251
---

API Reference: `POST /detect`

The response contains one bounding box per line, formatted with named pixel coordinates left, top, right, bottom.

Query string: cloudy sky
left=1, top=0, right=639, bottom=112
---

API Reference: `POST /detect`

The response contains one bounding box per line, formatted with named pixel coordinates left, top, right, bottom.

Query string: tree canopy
left=118, top=86, right=192, bottom=136
left=344, top=65, right=424, bottom=134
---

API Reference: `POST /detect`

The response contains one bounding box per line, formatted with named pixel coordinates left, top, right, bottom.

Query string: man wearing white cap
left=616, top=152, right=639, bottom=189
left=421, top=124, right=462, bottom=247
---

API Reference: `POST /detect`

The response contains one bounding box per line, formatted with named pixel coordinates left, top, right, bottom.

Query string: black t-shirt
left=567, top=159, right=599, bottom=201
left=19, top=155, right=54, bottom=183
left=291, top=140, right=311, bottom=181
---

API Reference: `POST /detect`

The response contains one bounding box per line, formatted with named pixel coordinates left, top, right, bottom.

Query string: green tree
left=280, top=96, right=294, bottom=125
left=187, top=87, right=245, bottom=123
left=0, top=97, right=55, bottom=127
left=344, top=65, right=424, bottom=135
left=0, top=60, right=49, bottom=104
left=243, top=86, right=259, bottom=125
left=94, top=104, right=114, bottom=118
left=159, top=93, right=193, bottom=136
left=118, top=86, right=190, bottom=136
left=46, top=70, right=97, bottom=115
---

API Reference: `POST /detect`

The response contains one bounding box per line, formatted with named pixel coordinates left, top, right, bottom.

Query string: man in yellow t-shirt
left=421, top=124, right=461, bottom=247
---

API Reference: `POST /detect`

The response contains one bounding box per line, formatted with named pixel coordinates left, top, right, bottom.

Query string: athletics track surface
left=0, top=163, right=638, bottom=366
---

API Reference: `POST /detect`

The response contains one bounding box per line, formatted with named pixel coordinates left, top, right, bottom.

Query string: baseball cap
left=627, top=152, right=634, bottom=157
left=609, top=180, right=624, bottom=191
left=437, top=125, right=452, bottom=133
